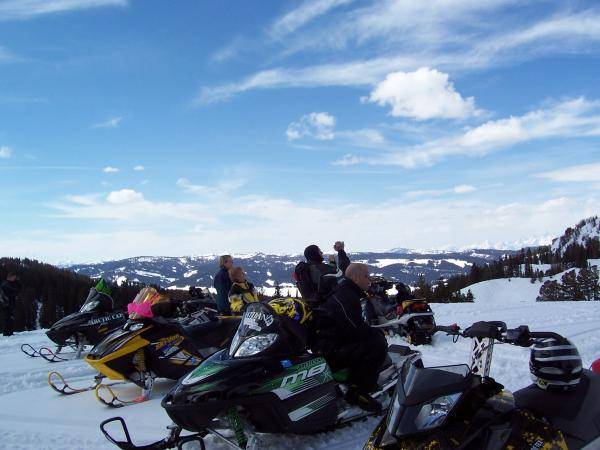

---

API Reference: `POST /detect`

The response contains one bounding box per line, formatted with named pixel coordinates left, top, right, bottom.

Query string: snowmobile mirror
left=177, top=436, right=205, bottom=450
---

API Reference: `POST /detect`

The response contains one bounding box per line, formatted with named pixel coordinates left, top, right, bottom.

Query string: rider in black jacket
left=313, top=263, right=387, bottom=412
left=293, top=242, right=350, bottom=305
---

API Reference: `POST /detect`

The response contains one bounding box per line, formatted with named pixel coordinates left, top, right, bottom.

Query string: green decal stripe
left=289, top=393, right=336, bottom=422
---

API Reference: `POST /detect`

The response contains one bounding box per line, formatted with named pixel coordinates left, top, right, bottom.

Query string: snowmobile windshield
left=386, top=364, right=470, bottom=438
left=127, top=287, right=167, bottom=320
left=80, top=288, right=114, bottom=313
left=228, top=302, right=279, bottom=358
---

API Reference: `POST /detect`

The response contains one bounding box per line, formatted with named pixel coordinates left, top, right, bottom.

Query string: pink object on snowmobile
left=127, top=301, right=154, bottom=319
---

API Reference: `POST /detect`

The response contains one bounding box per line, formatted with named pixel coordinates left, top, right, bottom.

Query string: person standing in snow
left=213, top=255, right=233, bottom=315
left=1, top=273, right=21, bottom=336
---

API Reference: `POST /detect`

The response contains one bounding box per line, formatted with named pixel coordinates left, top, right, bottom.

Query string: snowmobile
left=365, top=321, right=600, bottom=450
left=48, top=287, right=240, bottom=407
left=21, top=280, right=126, bottom=362
left=365, top=278, right=436, bottom=345
left=99, top=300, right=409, bottom=449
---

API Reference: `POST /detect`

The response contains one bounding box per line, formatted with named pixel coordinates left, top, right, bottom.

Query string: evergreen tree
left=537, top=280, right=561, bottom=301
left=560, top=270, right=582, bottom=300
left=577, top=267, right=600, bottom=301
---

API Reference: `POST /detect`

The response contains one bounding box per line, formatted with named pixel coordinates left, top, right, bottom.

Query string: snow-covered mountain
left=551, top=216, right=600, bottom=255
left=68, top=249, right=509, bottom=289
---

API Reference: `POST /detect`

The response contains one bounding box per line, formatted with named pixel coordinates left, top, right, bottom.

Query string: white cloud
left=454, top=184, right=476, bottom=194
left=106, top=189, right=144, bottom=204
left=269, top=0, right=353, bottom=39
left=177, top=176, right=246, bottom=197
left=332, top=154, right=363, bottom=166
left=31, top=186, right=600, bottom=262
left=346, top=97, right=600, bottom=168
left=0, top=0, right=127, bottom=21
left=93, top=116, right=122, bottom=129
left=537, top=162, right=600, bottom=182
left=197, top=8, right=600, bottom=104
left=102, top=166, right=120, bottom=173
left=133, top=165, right=144, bottom=171
left=286, top=112, right=336, bottom=140
left=0, top=146, right=12, bottom=158
left=366, top=68, right=480, bottom=120
left=405, top=184, right=477, bottom=198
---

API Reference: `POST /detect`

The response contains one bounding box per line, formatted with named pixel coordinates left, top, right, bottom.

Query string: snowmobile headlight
left=80, top=300, right=99, bottom=312
left=413, top=392, right=461, bottom=431
left=233, top=333, right=278, bottom=357
left=128, top=322, right=144, bottom=332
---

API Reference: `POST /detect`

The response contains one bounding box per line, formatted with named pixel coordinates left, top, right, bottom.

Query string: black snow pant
left=1, top=304, right=14, bottom=336
left=324, top=329, right=388, bottom=393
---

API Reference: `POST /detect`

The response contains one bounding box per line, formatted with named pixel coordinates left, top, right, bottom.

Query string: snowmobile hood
left=85, top=322, right=151, bottom=380
left=45, top=311, right=94, bottom=344
left=87, top=323, right=150, bottom=359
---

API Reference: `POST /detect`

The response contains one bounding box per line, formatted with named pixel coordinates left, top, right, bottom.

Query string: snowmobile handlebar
left=435, top=322, right=566, bottom=347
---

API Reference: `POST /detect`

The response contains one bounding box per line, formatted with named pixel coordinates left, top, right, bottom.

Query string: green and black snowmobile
left=100, top=300, right=409, bottom=449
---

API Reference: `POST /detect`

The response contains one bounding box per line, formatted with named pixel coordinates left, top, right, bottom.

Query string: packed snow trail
left=1, top=280, right=600, bottom=449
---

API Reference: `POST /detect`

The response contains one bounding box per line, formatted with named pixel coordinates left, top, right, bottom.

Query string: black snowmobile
left=365, top=278, right=436, bottom=345
left=48, top=287, right=240, bottom=407
left=21, top=281, right=126, bottom=362
left=99, top=300, right=407, bottom=449
left=365, top=321, right=600, bottom=450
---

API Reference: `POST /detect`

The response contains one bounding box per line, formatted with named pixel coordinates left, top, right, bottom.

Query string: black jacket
left=0, top=280, right=20, bottom=309
left=336, top=249, right=351, bottom=274
left=213, top=268, right=233, bottom=314
left=317, top=277, right=372, bottom=345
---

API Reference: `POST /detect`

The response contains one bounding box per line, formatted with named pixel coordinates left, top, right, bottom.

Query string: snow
left=114, top=276, right=128, bottom=286
left=442, top=259, right=472, bottom=268
left=1, top=278, right=600, bottom=449
left=519, top=263, right=552, bottom=273
left=183, top=270, right=198, bottom=278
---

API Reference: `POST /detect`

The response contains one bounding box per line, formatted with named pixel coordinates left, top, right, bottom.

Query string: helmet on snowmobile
left=529, top=337, right=582, bottom=390
left=395, top=282, right=413, bottom=300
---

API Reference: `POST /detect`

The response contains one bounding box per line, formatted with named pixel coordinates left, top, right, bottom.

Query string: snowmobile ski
left=95, top=377, right=154, bottom=408
left=48, top=371, right=110, bottom=395
left=100, top=417, right=205, bottom=450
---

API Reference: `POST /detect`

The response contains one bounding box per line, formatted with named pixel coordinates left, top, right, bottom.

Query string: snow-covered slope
left=1, top=282, right=599, bottom=449
left=551, top=216, right=600, bottom=254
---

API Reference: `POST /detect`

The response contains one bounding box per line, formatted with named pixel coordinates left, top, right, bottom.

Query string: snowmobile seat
left=180, top=318, right=240, bottom=348
left=514, top=369, right=600, bottom=447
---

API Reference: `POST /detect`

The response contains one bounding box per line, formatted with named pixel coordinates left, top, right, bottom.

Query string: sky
left=1, top=0, right=600, bottom=263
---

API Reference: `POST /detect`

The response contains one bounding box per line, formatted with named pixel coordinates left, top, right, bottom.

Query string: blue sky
left=1, top=0, right=599, bottom=262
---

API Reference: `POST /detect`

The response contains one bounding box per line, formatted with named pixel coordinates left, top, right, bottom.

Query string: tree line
left=0, top=257, right=143, bottom=332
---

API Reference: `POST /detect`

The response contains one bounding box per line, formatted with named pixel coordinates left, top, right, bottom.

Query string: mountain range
left=70, top=249, right=510, bottom=290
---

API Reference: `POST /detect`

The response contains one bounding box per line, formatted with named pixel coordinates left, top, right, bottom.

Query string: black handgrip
left=463, top=321, right=507, bottom=339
